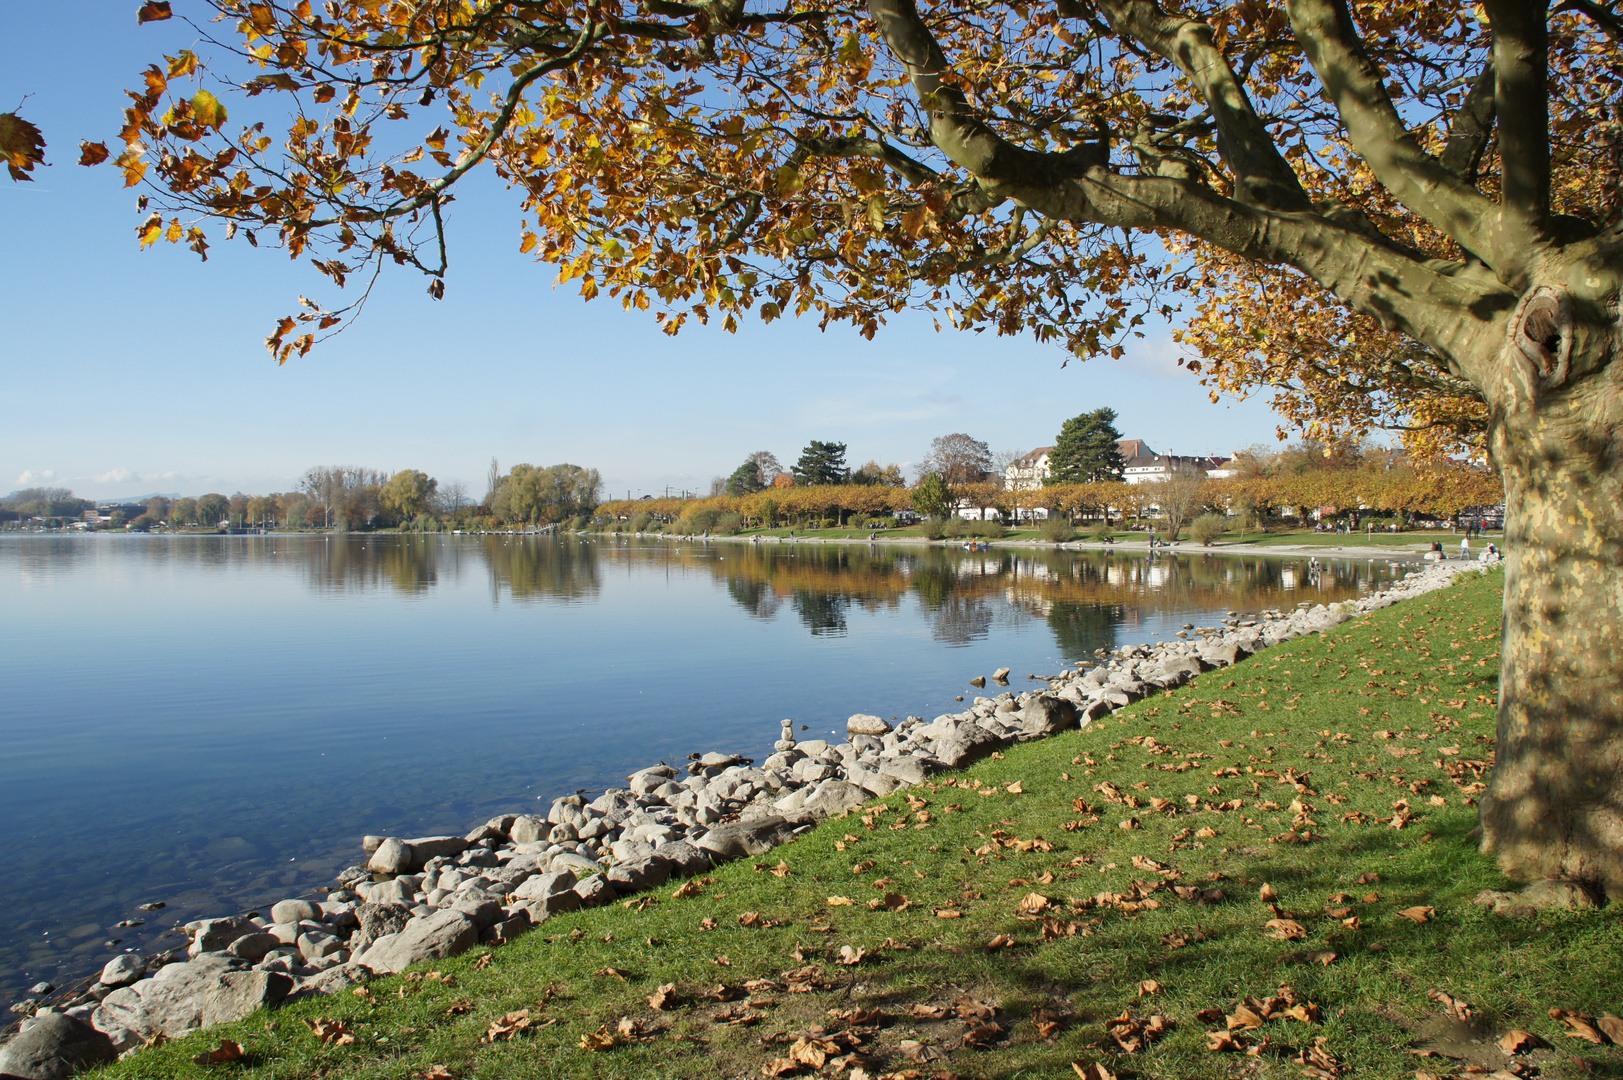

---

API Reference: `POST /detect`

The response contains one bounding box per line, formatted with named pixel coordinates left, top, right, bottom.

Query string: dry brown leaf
left=1006, top=781, right=1025, bottom=794
left=306, top=1018, right=355, bottom=1045
left=1071, top=1062, right=1117, bottom=1080
left=909, top=1003, right=949, bottom=1020
left=1259, top=882, right=1279, bottom=902
left=898, top=1039, right=948, bottom=1063
left=1497, top=1029, right=1542, bottom=1054
left=835, top=944, right=870, bottom=966
left=1265, top=918, right=1308, bottom=940
left=415, top=1067, right=455, bottom=1080
left=578, top=1024, right=622, bottom=1051
left=1294, top=1035, right=1345, bottom=1077
left=672, top=880, right=704, bottom=899
left=648, top=984, right=680, bottom=1011
left=1355, top=871, right=1380, bottom=885
left=1139, top=979, right=1162, bottom=996
left=471, top=953, right=493, bottom=970
left=193, top=1039, right=245, bottom=1065
left=1206, top=1028, right=1249, bottom=1051
left=1599, top=1013, right=1623, bottom=1044
left=595, top=966, right=632, bottom=981
left=1398, top=906, right=1436, bottom=924
left=1427, top=989, right=1473, bottom=1022
left=486, top=1010, right=532, bottom=1043
left=771, top=861, right=792, bottom=878
left=986, top=933, right=1016, bottom=950
left=444, top=998, right=473, bottom=1016
left=935, top=908, right=963, bottom=919
left=1227, top=1003, right=1268, bottom=1030
left=1308, top=951, right=1339, bottom=966
left=963, top=1021, right=1006, bottom=1047
left=1017, top=892, right=1053, bottom=914
left=826, top=895, right=856, bottom=906
left=1550, top=1008, right=1607, bottom=1044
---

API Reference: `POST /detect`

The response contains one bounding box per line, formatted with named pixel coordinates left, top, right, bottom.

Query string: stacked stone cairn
left=2, top=559, right=1475, bottom=1079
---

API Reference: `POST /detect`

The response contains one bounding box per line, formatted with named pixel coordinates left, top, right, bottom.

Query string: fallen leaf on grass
left=1293, top=1035, right=1345, bottom=1077
left=827, top=896, right=856, bottom=907
left=1006, top=781, right=1025, bottom=794
left=851, top=860, right=876, bottom=874
left=1355, top=872, right=1380, bottom=885
left=1398, top=906, right=1436, bottom=924
left=1427, top=989, right=1472, bottom=1022
left=835, top=945, right=870, bottom=966
left=986, top=934, right=1016, bottom=951
left=1131, top=855, right=1170, bottom=874
left=1265, top=918, right=1308, bottom=940
left=595, top=967, right=632, bottom=981
left=648, top=984, right=681, bottom=1011
left=306, top=1018, right=355, bottom=1045
left=672, top=879, right=706, bottom=899
left=963, top=1021, right=1006, bottom=1047
left=1195, top=1007, right=1224, bottom=1024
left=578, top=1024, right=622, bottom=1051
left=193, top=1040, right=245, bottom=1065
left=935, top=908, right=963, bottom=919
left=414, top=1067, right=455, bottom=1080
left=898, top=1039, right=948, bottom=1063
left=1105, top=1010, right=1174, bottom=1052
left=1138, top=980, right=1162, bottom=996
left=471, top=953, right=493, bottom=970
left=1550, top=1008, right=1608, bottom=1044
left=1071, top=1062, right=1117, bottom=1080
left=909, top=1003, right=949, bottom=1020
left=1259, top=882, right=1278, bottom=902
left=739, top=911, right=782, bottom=928
left=871, top=892, right=912, bottom=912
left=1498, top=1029, right=1543, bottom=1054
left=1600, top=1013, right=1623, bottom=1044
left=444, top=999, right=474, bottom=1016
left=485, top=1010, right=532, bottom=1043
left=1206, top=1029, right=1251, bottom=1052
left=1017, top=892, right=1053, bottom=914
left=770, top=861, right=792, bottom=877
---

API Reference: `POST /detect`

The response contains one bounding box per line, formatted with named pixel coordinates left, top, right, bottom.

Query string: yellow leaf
left=166, top=50, right=198, bottom=79
left=191, top=90, right=227, bottom=131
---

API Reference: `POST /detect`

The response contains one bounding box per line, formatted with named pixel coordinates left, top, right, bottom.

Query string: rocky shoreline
left=0, top=556, right=1490, bottom=1079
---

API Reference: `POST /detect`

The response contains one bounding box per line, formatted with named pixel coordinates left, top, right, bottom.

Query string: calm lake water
left=0, top=533, right=1407, bottom=1003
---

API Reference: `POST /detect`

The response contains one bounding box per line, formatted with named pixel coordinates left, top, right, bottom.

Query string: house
left=1004, top=447, right=1054, bottom=490
left=1122, top=444, right=1231, bottom=484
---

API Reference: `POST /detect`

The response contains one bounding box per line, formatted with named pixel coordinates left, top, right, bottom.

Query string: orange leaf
left=193, top=1039, right=244, bottom=1064
left=137, top=1, right=173, bottom=22
left=78, top=141, right=110, bottom=166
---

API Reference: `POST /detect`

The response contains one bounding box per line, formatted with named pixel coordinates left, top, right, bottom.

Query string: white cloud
left=16, top=469, right=57, bottom=486
left=1108, top=334, right=1199, bottom=381
left=93, top=468, right=139, bottom=485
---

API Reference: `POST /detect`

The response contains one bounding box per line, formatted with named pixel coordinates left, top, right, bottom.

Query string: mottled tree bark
left=1478, top=278, right=1623, bottom=896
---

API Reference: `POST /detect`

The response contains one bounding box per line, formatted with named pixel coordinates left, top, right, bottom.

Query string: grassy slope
left=103, top=567, right=1623, bottom=1080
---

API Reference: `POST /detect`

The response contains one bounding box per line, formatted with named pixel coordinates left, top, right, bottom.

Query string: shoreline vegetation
left=14, top=561, right=1604, bottom=1080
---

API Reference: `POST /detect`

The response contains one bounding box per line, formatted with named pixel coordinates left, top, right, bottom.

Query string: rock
left=0, top=1012, right=117, bottom=1079
left=511, top=871, right=577, bottom=902
left=993, top=667, right=1012, bottom=681
left=349, top=902, right=414, bottom=954
left=297, top=931, right=346, bottom=960
left=572, top=875, right=618, bottom=908
left=463, top=823, right=504, bottom=844
left=694, top=816, right=801, bottom=863
left=368, top=877, right=416, bottom=905
left=367, top=837, right=413, bottom=876
left=448, top=897, right=504, bottom=931
left=353, top=910, right=479, bottom=975
left=652, top=840, right=712, bottom=878
left=270, top=899, right=322, bottom=925
left=801, top=780, right=870, bottom=818
left=296, top=963, right=374, bottom=998
left=879, top=757, right=938, bottom=787
left=547, top=796, right=588, bottom=826
left=98, top=955, right=147, bottom=987
left=480, top=913, right=532, bottom=946
left=606, top=856, right=671, bottom=894
left=404, top=836, right=469, bottom=866
left=227, top=933, right=283, bottom=963
left=93, top=960, right=293, bottom=1042
left=1019, top=695, right=1079, bottom=737
left=361, top=835, right=385, bottom=855
left=846, top=713, right=893, bottom=737
left=969, top=675, right=986, bottom=688
left=186, top=916, right=256, bottom=957
left=551, top=851, right=603, bottom=877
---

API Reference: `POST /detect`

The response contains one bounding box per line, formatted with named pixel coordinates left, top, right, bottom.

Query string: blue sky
left=1, top=1, right=1290, bottom=503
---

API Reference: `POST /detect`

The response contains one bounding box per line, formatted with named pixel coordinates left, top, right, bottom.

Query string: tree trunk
left=1478, top=293, right=1623, bottom=898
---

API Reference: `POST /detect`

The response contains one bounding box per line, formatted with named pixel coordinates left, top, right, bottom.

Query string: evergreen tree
left=1046, top=408, right=1125, bottom=485
left=725, top=460, right=765, bottom=497
left=791, top=441, right=848, bottom=486
left=910, top=473, right=954, bottom=519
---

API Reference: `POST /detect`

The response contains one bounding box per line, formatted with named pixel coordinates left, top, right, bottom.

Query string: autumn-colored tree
left=380, top=468, right=438, bottom=521
left=111, top=1, right=1620, bottom=892
left=195, top=492, right=229, bottom=528
left=919, top=434, right=992, bottom=486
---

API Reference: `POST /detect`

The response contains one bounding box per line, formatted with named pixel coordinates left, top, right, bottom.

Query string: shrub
left=1090, top=523, right=1115, bottom=543
left=942, top=517, right=965, bottom=538
left=850, top=513, right=870, bottom=530
left=1040, top=517, right=1078, bottom=542
left=688, top=508, right=723, bottom=533
left=921, top=517, right=947, bottom=540
left=1190, top=513, right=1229, bottom=545
left=969, top=518, right=1006, bottom=539
left=630, top=513, right=652, bottom=533
left=714, top=512, right=745, bottom=535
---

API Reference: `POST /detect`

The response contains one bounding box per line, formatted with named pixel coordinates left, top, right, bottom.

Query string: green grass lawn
left=102, top=566, right=1623, bottom=1079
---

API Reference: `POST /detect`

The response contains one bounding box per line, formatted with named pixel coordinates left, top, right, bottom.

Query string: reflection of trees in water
left=299, top=535, right=443, bottom=594
left=791, top=590, right=849, bottom=635
left=1047, top=601, right=1127, bottom=661
left=927, top=593, right=996, bottom=645
left=726, top=575, right=781, bottom=620
left=481, top=537, right=601, bottom=602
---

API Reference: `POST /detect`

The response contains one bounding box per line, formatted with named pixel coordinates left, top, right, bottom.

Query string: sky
left=1, top=1, right=1292, bottom=504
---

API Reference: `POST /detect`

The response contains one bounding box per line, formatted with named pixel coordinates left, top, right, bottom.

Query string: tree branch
left=1485, top=0, right=1552, bottom=229
left=1439, top=59, right=1497, bottom=185
left=1091, top=0, right=1312, bottom=212
left=1554, top=0, right=1623, bottom=42
left=1283, top=0, right=1529, bottom=275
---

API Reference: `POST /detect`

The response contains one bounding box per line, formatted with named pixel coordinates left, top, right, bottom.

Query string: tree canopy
left=791, top=440, right=849, bottom=485
left=1046, top=407, right=1125, bottom=484
left=725, top=459, right=767, bottom=497
left=919, top=432, right=992, bottom=485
